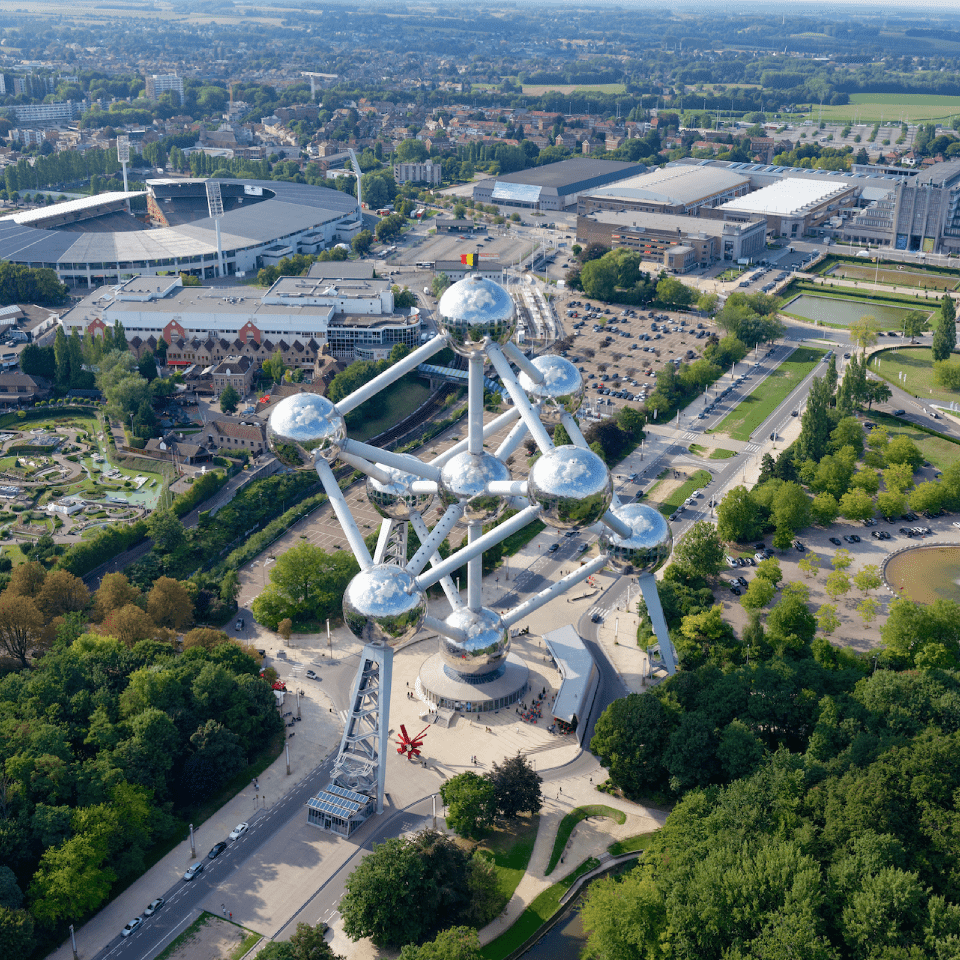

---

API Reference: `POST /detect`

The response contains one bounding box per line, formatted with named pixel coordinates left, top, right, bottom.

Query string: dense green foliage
left=0, top=263, right=68, bottom=307
left=0, top=634, right=281, bottom=953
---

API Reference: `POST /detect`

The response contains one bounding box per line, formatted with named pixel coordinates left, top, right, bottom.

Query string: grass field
left=472, top=814, right=540, bottom=911
left=521, top=83, right=626, bottom=96
left=651, top=468, right=712, bottom=517
left=868, top=410, right=960, bottom=471
left=827, top=264, right=960, bottom=291
left=688, top=443, right=736, bottom=459
left=799, top=93, right=960, bottom=123
left=348, top=376, right=431, bottom=442
left=712, top=347, right=825, bottom=442
left=871, top=345, right=960, bottom=406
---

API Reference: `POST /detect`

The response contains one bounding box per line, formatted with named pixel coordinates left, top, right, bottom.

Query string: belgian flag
left=461, top=253, right=477, bottom=266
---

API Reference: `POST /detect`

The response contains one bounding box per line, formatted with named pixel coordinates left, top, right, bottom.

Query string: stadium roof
left=719, top=178, right=852, bottom=217
left=0, top=179, right=359, bottom=268
left=485, top=159, right=646, bottom=197
left=5, top=191, right=148, bottom=226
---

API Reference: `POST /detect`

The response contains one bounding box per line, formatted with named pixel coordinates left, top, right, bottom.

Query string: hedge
left=172, top=470, right=228, bottom=518
left=57, top=519, right=149, bottom=577
left=7, top=444, right=60, bottom=455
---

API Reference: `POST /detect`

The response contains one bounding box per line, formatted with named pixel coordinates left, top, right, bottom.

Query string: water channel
left=781, top=294, right=934, bottom=328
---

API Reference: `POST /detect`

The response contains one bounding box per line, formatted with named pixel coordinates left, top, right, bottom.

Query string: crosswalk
left=743, top=442, right=762, bottom=453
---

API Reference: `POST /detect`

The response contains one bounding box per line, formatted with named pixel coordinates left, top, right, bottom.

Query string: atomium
left=366, top=457, right=434, bottom=520
left=438, top=274, right=517, bottom=358
left=342, top=564, right=427, bottom=646
left=438, top=450, right=511, bottom=524
left=599, top=503, right=673, bottom=574
left=518, top=355, right=584, bottom=425
left=528, top=445, right=613, bottom=530
left=266, top=393, right=345, bottom=467
left=438, top=606, right=509, bottom=678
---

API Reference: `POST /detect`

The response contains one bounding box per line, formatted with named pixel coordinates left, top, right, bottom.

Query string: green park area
left=688, top=443, right=736, bottom=459
left=869, top=410, right=960, bottom=471
left=520, top=82, right=626, bottom=96
left=800, top=92, right=960, bottom=123
left=649, top=468, right=712, bottom=517
left=826, top=263, right=960, bottom=291
left=871, top=345, right=960, bottom=406
left=712, top=347, right=825, bottom=442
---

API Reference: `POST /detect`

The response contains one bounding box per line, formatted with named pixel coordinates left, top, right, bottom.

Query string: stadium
left=0, top=178, right=363, bottom=288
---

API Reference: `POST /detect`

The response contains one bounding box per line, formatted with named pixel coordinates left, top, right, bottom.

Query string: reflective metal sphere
left=365, top=457, right=434, bottom=520
left=600, top=503, right=673, bottom=574
left=439, top=450, right=511, bottom=524
left=518, top=355, right=584, bottom=425
left=267, top=393, right=345, bottom=467
left=343, top=564, right=427, bottom=646
left=439, top=606, right=509, bottom=678
left=528, top=446, right=612, bottom=530
left=437, top=275, right=517, bottom=358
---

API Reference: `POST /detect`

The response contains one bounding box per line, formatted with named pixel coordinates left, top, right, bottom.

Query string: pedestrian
left=229, top=912, right=233, bottom=921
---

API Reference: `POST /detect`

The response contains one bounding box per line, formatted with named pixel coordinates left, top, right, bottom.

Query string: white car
left=229, top=822, right=249, bottom=840
left=725, top=556, right=738, bottom=568
left=953, top=522, right=960, bottom=530
left=121, top=918, right=143, bottom=938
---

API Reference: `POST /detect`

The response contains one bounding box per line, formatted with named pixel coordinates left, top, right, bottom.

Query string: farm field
left=521, top=83, right=626, bottom=96
left=826, top=264, right=960, bottom=291
left=799, top=92, right=960, bottom=123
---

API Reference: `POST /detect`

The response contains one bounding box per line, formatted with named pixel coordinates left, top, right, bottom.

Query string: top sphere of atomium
left=366, top=456, right=434, bottom=520
left=439, top=606, right=509, bottom=678
left=439, top=450, right=511, bottom=524
left=266, top=393, right=345, bottom=467
left=437, top=274, right=517, bottom=358
left=342, top=564, right=427, bottom=647
left=528, top=445, right=613, bottom=530
left=518, top=355, right=584, bottom=425
left=600, top=503, right=673, bottom=574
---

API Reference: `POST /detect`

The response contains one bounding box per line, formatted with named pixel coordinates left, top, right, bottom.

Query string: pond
left=885, top=545, right=960, bottom=605
left=781, top=294, right=935, bottom=329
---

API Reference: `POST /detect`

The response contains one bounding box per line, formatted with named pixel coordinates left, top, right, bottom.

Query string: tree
left=0, top=906, right=34, bottom=957
left=877, top=490, right=907, bottom=519
left=717, top=486, right=763, bottom=544
left=432, top=272, right=451, bottom=298
left=102, top=604, right=156, bottom=646
left=398, top=927, right=481, bottom=960
left=885, top=435, right=923, bottom=471
left=856, top=597, right=881, bottom=625
left=798, top=552, right=823, bottom=579
left=815, top=603, right=841, bottom=636
left=850, top=468, right=880, bottom=495
left=487, top=753, right=543, bottom=819
left=8, top=560, right=46, bottom=599
left=441, top=772, right=496, bottom=839
left=770, top=482, right=811, bottom=534
left=824, top=569, right=851, bottom=602
left=36, top=570, right=89, bottom=621
left=810, top=492, right=840, bottom=527
left=839, top=488, right=876, bottom=522
left=0, top=594, right=44, bottom=667
left=796, top=376, right=834, bottom=463
left=147, top=577, right=192, bottom=630
left=53, top=326, right=70, bottom=388
left=850, top=314, right=882, bottom=354
left=766, top=591, right=817, bottom=653
left=351, top=230, right=373, bottom=257
left=852, top=564, right=882, bottom=596
left=672, top=521, right=725, bottom=577
left=219, top=384, right=240, bottom=414
left=910, top=481, right=944, bottom=514
left=741, top=577, right=775, bottom=612
left=263, top=348, right=287, bottom=384
left=581, top=869, right=668, bottom=960
left=933, top=293, right=957, bottom=361
left=903, top=310, right=929, bottom=339
left=756, top=557, right=783, bottom=587
left=147, top=509, right=186, bottom=555
left=94, top=572, right=141, bottom=621
left=182, top=627, right=230, bottom=650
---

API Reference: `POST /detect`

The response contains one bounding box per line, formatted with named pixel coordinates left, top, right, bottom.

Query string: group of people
left=516, top=688, right=551, bottom=725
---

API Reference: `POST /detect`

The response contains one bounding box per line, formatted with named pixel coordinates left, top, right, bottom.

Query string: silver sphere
left=439, top=606, right=509, bottom=678
left=600, top=503, right=673, bottom=574
left=437, top=274, right=517, bottom=358
left=343, top=564, right=427, bottom=646
left=366, top=458, right=434, bottom=520
left=518, top=355, right=584, bottom=425
left=528, top=445, right=612, bottom=530
left=267, top=393, right=345, bottom=468
left=439, top=450, right=510, bottom=524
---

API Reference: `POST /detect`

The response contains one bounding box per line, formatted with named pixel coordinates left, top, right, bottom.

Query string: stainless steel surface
left=266, top=393, right=345, bottom=467
left=342, top=564, right=427, bottom=646
left=437, top=274, right=517, bottom=358
left=365, top=456, right=435, bottom=520
left=517, top=355, right=584, bottom=424
left=600, top=503, right=673, bottom=574
left=528, top=445, right=613, bottom=530
left=438, top=605, right=510, bottom=677
left=438, top=450, right=511, bottom=524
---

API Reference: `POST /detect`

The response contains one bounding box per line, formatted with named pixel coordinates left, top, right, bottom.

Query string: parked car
left=208, top=841, right=227, bottom=860
left=235, top=617, right=244, bottom=631
left=725, top=556, right=738, bottom=567
left=305, top=669, right=320, bottom=681
left=829, top=537, right=842, bottom=546
left=122, top=918, right=143, bottom=938
left=729, top=585, right=741, bottom=596
left=794, top=540, right=805, bottom=552
left=892, top=409, right=906, bottom=416
left=183, top=861, right=204, bottom=881
left=737, top=576, right=749, bottom=587
left=754, top=551, right=766, bottom=561
left=548, top=543, right=559, bottom=553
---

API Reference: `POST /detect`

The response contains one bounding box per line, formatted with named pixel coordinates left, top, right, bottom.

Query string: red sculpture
left=396, top=723, right=429, bottom=761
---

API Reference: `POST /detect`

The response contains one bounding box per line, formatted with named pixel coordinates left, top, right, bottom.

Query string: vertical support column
left=468, top=353, right=484, bottom=455
left=375, top=644, right=392, bottom=815
left=638, top=573, right=677, bottom=675
left=467, top=522, right=483, bottom=611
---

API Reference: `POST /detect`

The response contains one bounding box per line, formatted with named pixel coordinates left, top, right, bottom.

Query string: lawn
left=480, top=856, right=601, bottom=960
left=521, top=83, right=626, bottom=96
left=871, top=345, right=960, bottom=406
left=712, top=347, right=825, bottom=442
left=546, top=805, right=626, bottom=876
left=799, top=93, right=960, bottom=123
left=472, top=813, right=540, bottom=911
left=868, top=411, right=960, bottom=471
left=345, top=375, right=432, bottom=443
left=608, top=831, right=657, bottom=856
left=650, top=469, right=712, bottom=518
left=689, top=443, right=737, bottom=459
left=827, top=264, right=960, bottom=291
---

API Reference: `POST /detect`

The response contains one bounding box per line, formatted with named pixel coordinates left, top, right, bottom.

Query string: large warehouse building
left=472, top=159, right=647, bottom=211
left=0, top=178, right=362, bottom=288
left=577, top=164, right=751, bottom=217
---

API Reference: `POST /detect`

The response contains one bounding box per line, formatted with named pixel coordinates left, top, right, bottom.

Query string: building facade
left=145, top=74, right=184, bottom=105
left=393, top=161, right=442, bottom=185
